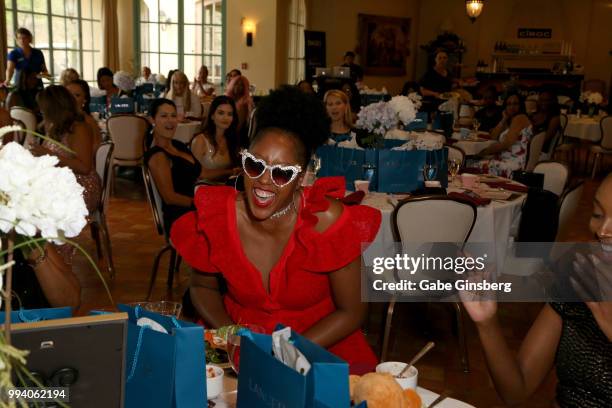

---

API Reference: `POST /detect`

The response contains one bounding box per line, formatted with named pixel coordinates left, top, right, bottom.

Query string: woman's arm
left=479, top=114, right=530, bottom=156
left=29, top=244, right=81, bottom=309
left=85, top=114, right=102, bottom=148
left=420, top=87, right=440, bottom=98
left=4, top=61, right=16, bottom=86
left=465, top=302, right=561, bottom=405
left=302, top=257, right=367, bottom=347
left=189, top=271, right=234, bottom=328
left=148, top=152, right=193, bottom=207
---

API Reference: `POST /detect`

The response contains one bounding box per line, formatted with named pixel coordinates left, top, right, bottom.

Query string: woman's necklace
left=270, top=202, right=294, bottom=219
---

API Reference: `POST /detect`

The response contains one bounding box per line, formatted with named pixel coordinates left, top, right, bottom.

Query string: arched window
left=287, top=0, right=305, bottom=84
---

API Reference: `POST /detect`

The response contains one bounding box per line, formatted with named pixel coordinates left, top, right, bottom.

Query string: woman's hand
left=571, top=251, right=612, bottom=341
left=458, top=258, right=498, bottom=325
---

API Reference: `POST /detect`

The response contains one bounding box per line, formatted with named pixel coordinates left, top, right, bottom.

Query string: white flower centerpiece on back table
left=580, top=91, right=605, bottom=117
left=0, top=126, right=110, bottom=406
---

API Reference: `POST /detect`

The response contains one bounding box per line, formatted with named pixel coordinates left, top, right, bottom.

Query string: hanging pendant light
left=466, top=0, right=484, bottom=23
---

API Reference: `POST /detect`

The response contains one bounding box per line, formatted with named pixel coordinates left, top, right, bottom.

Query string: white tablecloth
left=212, top=375, right=475, bottom=407
left=565, top=115, right=602, bottom=142
left=362, top=183, right=525, bottom=272
left=451, top=132, right=496, bottom=156
left=174, top=121, right=201, bottom=144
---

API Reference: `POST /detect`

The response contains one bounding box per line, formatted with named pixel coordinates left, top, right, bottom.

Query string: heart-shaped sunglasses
left=240, top=150, right=302, bottom=188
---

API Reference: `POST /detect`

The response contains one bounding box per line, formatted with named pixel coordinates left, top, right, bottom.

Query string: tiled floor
left=71, top=170, right=606, bottom=408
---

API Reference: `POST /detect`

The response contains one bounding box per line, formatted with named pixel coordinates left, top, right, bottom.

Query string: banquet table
left=174, top=121, right=201, bottom=144
left=564, top=114, right=602, bottom=142
left=451, top=132, right=496, bottom=156
left=362, top=177, right=526, bottom=273
left=212, top=372, right=475, bottom=407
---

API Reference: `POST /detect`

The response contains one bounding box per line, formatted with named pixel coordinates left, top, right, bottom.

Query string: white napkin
left=272, top=327, right=311, bottom=376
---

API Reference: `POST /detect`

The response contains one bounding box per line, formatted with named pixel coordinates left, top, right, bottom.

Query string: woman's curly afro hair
left=252, top=85, right=330, bottom=166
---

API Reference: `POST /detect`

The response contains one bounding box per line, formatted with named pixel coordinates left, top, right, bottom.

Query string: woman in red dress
left=171, top=86, right=381, bottom=374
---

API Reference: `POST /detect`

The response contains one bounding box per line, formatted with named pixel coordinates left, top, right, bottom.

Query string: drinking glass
left=227, top=324, right=266, bottom=374
left=448, top=159, right=461, bottom=183
left=144, top=301, right=182, bottom=318
left=472, top=118, right=480, bottom=134
left=423, top=164, right=438, bottom=181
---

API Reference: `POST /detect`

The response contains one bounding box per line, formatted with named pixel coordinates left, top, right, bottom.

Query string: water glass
left=423, top=164, right=438, bottom=181
left=473, top=118, right=480, bottom=133
left=144, top=301, right=182, bottom=318
left=448, top=160, right=461, bottom=182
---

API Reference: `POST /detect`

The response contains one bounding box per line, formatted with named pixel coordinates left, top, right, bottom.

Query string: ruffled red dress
left=170, top=177, right=381, bottom=374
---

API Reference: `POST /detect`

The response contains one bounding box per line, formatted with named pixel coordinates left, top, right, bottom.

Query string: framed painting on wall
left=358, top=14, right=411, bottom=76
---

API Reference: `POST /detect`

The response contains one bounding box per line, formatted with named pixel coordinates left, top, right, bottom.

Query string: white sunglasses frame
left=239, top=149, right=302, bottom=187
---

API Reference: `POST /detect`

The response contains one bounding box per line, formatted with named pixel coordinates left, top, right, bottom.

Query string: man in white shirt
left=191, top=65, right=215, bottom=97
left=136, top=66, right=157, bottom=86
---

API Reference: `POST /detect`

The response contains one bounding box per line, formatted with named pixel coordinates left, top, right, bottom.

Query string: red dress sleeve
left=295, top=177, right=382, bottom=272
left=170, top=186, right=232, bottom=273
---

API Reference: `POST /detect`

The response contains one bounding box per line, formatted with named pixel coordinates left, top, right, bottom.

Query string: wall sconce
left=242, top=19, right=256, bottom=47
left=465, top=0, right=484, bottom=23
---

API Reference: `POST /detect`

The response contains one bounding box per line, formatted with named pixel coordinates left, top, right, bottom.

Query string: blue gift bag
left=236, top=326, right=350, bottom=408
left=0, top=307, right=72, bottom=324
left=316, top=145, right=366, bottom=191
left=118, top=304, right=206, bottom=408
left=377, top=148, right=448, bottom=193
left=110, top=97, right=135, bottom=114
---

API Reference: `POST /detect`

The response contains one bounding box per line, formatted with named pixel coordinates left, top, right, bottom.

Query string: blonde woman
left=59, top=68, right=80, bottom=86
left=324, top=89, right=354, bottom=143
left=165, top=70, right=202, bottom=119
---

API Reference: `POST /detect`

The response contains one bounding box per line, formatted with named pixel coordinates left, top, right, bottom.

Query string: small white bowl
left=376, top=361, right=418, bottom=390
left=206, top=365, right=224, bottom=399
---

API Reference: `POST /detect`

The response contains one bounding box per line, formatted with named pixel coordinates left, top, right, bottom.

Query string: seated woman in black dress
left=419, top=51, right=454, bottom=101
left=145, top=98, right=206, bottom=232
left=461, top=173, right=612, bottom=407
left=474, top=86, right=503, bottom=132
left=530, top=88, right=561, bottom=155
left=4, top=243, right=81, bottom=310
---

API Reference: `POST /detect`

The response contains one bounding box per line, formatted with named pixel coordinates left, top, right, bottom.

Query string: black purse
left=511, top=170, right=544, bottom=190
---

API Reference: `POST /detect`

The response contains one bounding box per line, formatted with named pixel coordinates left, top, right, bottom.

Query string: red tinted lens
left=271, top=167, right=295, bottom=186
left=243, top=155, right=265, bottom=178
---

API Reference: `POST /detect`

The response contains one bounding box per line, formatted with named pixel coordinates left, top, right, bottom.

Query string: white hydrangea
left=406, top=92, right=423, bottom=109
left=580, top=91, right=603, bottom=105
left=0, top=142, right=88, bottom=243
left=388, top=95, right=418, bottom=126
left=113, top=71, right=136, bottom=92
left=356, top=101, right=399, bottom=136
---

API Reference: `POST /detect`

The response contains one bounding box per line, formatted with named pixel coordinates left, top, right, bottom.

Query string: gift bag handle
left=18, top=309, right=42, bottom=323
left=127, top=307, right=181, bottom=382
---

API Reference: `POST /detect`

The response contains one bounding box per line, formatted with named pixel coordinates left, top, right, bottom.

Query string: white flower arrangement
left=113, top=70, right=136, bottom=92
left=406, top=92, right=423, bottom=109
left=580, top=91, right=604, bottom=106
left=0, top=142, right=88, bottom=242
left=390, top=131, right=445, bottom=151
left=356, top=101, right=399, bottom=136
left=388, top=95, right=418, bottom=126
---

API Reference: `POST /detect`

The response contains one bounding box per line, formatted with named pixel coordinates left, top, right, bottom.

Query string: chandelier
left=466, top=0, right=484, bottom=23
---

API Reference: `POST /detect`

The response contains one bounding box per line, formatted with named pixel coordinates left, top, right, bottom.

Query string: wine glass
left=448, top=159, right=461, bottom=183
left=472, top=118, right=480, bottom=136
left=423, top=164, right=438, bottom=181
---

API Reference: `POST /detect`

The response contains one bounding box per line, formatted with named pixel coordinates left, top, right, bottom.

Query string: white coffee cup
left=354, top=180, right=370, bottom=193
left=206, top=365, right=224, bottom=399
left=376, top=361, right=418, bottom=390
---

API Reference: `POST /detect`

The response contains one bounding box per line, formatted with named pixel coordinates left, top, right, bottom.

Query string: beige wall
left=308, top=0, right=420, bottom=95
left=226, top=0, right=278, bottom=92
left=417, top=0, right=612, bottom=88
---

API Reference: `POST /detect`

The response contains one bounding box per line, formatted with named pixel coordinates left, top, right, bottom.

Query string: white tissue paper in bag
left=272, top=327, right=312, bottom=375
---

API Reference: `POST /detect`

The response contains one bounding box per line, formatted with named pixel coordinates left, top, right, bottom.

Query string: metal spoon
left=397, top=341, right=435, bottom=378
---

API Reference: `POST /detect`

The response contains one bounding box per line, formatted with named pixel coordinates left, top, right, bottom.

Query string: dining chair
left=106, top=114, right=149, bottom=192
left=9, top=106, right=38, bottom=146
left=446, top=145, right=466, bottom=168
left=589, top=115, right=612, bottom=178
left=142, top=162, right=181, bottom=300
left=9, top=118, right=26, bottom=144
left=90, top=142, right=116, bottom=278
left=525, top=131, right=547, bottom=172
left=556, top=181, right=584, bottom=240
left=382, top=196, right=477, bottom=372
left=533, top=161, right=570, bottom=197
